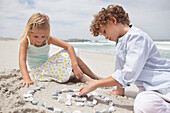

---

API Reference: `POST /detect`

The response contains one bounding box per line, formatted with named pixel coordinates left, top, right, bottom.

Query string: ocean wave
left=68, top=42, right=116, bottom=45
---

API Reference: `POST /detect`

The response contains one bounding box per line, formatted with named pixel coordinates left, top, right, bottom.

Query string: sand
left=0, top=39, right=138, bottom=113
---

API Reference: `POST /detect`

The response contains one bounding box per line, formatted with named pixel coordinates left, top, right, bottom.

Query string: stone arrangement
left=23, top=85, right=116, bottom=113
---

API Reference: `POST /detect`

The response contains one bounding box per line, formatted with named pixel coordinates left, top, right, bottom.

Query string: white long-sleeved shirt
left=112, top=26, right=170, bottom=91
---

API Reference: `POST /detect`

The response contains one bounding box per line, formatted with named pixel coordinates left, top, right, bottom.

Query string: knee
left=134, top=91, right=168, bottom=113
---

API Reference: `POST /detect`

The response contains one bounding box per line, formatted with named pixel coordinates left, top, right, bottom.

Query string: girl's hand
left=78, top=82, right=97, bottom=96
left=73, top=66, right=84, bottom=79
left=21, top=80, right=37, bottom=88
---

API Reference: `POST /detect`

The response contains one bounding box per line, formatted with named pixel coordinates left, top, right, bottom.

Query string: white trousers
left=134, top=87, right=170, bottom=113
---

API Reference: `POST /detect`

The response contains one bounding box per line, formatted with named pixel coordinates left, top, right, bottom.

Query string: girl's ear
left=111, top=17, right=117, bottom=24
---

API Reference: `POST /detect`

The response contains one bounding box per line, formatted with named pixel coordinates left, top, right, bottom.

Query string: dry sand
left=0, top=40, right=138, bottom=113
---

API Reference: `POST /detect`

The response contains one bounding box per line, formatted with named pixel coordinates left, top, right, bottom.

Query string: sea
left=52, top=40, right=170, bottom=61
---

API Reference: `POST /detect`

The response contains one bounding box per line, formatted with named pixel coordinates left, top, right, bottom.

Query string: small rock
left=39, top=85, right=45, bottom=89
left=46, top=106, right=54, bottom=111
left=56, top=90, right=62, bottom=94
left=23, top=94, right=33, bottom=98
left=27, top=89, right=36, bottom=94
left=31, top=100, right=39, bottom=105
left=109, top=106, right=116, bottom=112
left=92, top=99, right=97, bottom=105
left=52, top=92, right=59, bottom=96
left=86, top=102, right=94, bottom=107
left=101, top=109, right=110, bottom=113
left=73, top=110, right=82, bottom=113
left=34, top=87, right=41, bottom=91
left=57, top=96, right=63, bottom=103
left=76, top=102, right=84, bottom=107
left=65, top=100, right=72, bottom=106
left=24, top=97, right=34, bottom=102
left=54, top=108, right=63, bottom=113
left=52, top=96, right=58, bottom=100
left=37, top=101, right=45, bottom=107
left=67, top=94, right=72, bottom=100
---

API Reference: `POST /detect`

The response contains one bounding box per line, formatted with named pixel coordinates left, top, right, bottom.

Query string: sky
left=0, top=0, right=170, bottom=41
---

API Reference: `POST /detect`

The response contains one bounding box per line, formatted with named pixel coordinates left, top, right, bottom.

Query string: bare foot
left=97, top=76, right=104, bottom=80
left=110, top=86, right=125, bottom=96
left=79, top=75, right=96, bottom=83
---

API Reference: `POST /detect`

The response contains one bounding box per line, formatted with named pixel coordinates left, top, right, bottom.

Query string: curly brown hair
left=90, top=5, right=130, bottom=37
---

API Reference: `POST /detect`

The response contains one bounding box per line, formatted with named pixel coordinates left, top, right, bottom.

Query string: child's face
left=29, top=28, right=47, bottom=46
left=99, top=21, right=120, bottom=42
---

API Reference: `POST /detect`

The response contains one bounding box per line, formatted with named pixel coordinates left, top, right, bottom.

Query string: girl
left=19, top=13, right=101, bottom=88
left=78, top=5, right=170, bottom=113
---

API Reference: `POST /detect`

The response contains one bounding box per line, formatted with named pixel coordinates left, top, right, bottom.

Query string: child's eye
left=34, top=36, right=38, bottom=38
left=42, top=36, right=46, bottom=38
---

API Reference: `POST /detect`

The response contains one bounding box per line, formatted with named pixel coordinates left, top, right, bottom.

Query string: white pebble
left=76, top=102, right=84, bottom=107
left=54, top=108, right=63, bottom=113
left=57, top=96, right=63, bottom=103
left=65, top=100, right=72, bottom=106
left=109, top=106, right=116, bottom=112
left=92, top=99, right=98, bottom=105
left=27, top=89, right=35, bottom=94
left=24, top=97, right=34, bottom=102
left=67, top=94, right=72, bottom=100
left=23, top=94, right=33, bottom=98
left=73, top=110, right=82, bottom=113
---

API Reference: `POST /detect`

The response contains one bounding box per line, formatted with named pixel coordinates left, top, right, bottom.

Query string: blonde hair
left=20, top=13, right=50, bottom=41
left=90, top=5, right=130, bottom=37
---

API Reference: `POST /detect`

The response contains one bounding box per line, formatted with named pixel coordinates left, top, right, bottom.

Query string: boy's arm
left=19, top=38, right=36, bottom=88
left=78, top=76, right=121, bottom=96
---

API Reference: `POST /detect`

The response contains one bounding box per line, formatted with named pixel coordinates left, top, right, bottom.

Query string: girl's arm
left=78, top=76, right=121, bottom=96
left=48, top=36, right=83, bottom=79
left=19, top=38, right=37, bottom=88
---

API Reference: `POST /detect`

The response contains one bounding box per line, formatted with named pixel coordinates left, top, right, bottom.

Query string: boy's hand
left=21, top=80, right=37, bottom=88
left=73, top=66, right=84, bottom=79
left=78, top=82, right=97, bottom=96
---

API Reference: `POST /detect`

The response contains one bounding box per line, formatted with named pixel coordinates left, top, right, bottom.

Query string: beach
left=0, top=39, right=138, bottom=113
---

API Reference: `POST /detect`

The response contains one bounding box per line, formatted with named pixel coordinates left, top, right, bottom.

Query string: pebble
left=64, top=111, right=71, bottom=113
left=34, top=87, right=41, bottom=91
left=88, top=95, right=94, bottom=101
left=39, top=85, right=45, bottom=89
left=27, top=89, right=36, bottom=94
left=45, top=106, right=54, bottom=111
left=56, top=90, right=62, bottom=94
left=100, top=109, right=110, bottom=113
left=52, top=92, right=59, bottom=96
left=82, top=97, right=87, bottom=102
left=24, top=97, right=34, bottom=102
left=92, top=99, right=98, bottom=105
left=37, top=101, right=45, bottom=107
left=54, top=108, right=63, bottom=113
left=57, top=96, right=63, bottom=103
left=31, top=100, right=39, bottom=105
left=100, top=95, right=106, bottom=99
left=52, top=96, right=58, bottom=100
left=65, top=100, right=72, bottom=106
left=23, top=94, right=33, bottom=98
left=109, top=106, right=116, bottom=112
left=73, top=110, right=82, bottom=113
left=86, top=102, right=94, bottom=107
left=67, top=94, right=72, bottom=100
left=76, top=102, right=84, bottom=107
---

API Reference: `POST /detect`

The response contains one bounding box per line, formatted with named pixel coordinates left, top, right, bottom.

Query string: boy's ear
left=111, top=17, right=117, bottom=24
